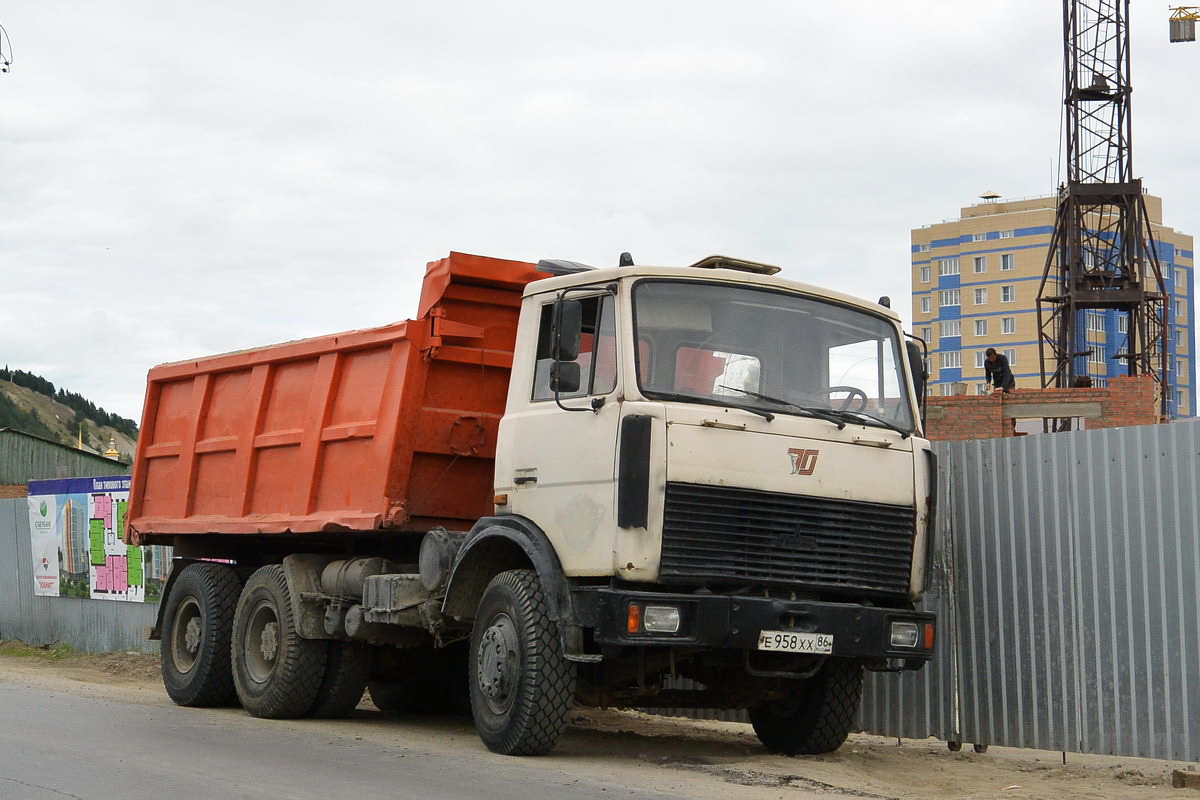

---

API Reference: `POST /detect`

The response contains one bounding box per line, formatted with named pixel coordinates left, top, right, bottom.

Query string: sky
left=1, top=2, right=1196, bottom=422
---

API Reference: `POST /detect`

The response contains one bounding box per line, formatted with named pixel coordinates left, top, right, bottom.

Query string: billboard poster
left=26, top=476, right=169, bottom=602
left=27, top=493, right=60, bottom=596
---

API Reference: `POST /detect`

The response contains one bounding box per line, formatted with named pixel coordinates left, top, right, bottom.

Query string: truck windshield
left=632, top=280, right=915, bottom=432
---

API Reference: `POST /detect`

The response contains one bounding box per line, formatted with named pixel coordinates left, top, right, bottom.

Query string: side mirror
left=550, top=361, right=581, bottom=394
left=552, top=299, right=583, bottom=362
left=906, top=340, right=927, bottom=404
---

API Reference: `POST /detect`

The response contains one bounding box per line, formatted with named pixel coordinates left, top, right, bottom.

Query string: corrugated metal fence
left=0, top=428, right=129, bottom=484
left=861, top=419, right=1200, bottom=761
left=0, top=498, right=158, bottom=653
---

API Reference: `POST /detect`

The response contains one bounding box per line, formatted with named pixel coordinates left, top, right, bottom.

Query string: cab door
left=499, top=289, right=621, bottom=576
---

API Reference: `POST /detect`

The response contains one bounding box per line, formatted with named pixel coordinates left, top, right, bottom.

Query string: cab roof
left=523, top=262, right=902, bottom=323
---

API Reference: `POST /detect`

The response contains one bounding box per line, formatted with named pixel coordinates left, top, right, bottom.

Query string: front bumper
left=573, top=587, right=935, bottom=663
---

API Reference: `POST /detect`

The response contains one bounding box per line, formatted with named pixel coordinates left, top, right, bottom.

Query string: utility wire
left=0, top=22, right=12, bottom=72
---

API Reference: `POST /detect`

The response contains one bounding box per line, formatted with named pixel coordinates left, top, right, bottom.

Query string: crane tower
left=1036, top=0, right=1169, bottom=424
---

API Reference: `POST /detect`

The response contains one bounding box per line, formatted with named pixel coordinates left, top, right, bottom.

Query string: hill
left=0, top=375, right=138, bottom=462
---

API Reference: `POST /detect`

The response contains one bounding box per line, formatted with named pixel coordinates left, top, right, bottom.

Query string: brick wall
left=924, top=375, right=1159, bottom=441
left=0, top=484, right=28, bottom=499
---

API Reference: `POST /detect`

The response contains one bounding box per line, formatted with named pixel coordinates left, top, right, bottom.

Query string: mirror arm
left=552, top=285, right=618, bottom=414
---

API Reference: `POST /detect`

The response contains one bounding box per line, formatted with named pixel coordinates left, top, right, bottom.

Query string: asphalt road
left=0, top=682, right=680, bottom=800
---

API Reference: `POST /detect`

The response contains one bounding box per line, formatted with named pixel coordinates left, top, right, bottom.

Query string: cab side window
left=531, top=294, right=617, bottom=401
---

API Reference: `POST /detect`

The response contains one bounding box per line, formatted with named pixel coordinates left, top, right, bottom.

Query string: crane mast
left=1036, top=0, right=1169, bottom=426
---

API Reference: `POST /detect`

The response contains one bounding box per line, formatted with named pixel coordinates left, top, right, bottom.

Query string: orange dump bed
left=128, top=252, right=547, bottom=544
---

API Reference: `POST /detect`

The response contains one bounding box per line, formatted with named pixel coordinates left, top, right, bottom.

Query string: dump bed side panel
left=128, top=252, right=545, bottom=543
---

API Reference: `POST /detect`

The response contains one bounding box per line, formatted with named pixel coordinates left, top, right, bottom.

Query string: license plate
left=757, top=630, right=834, bottom=654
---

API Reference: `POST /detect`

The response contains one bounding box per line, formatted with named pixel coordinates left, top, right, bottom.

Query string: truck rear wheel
left=232, top=564, right=328, bottom=719
left=307, top=642, right=372, bottom=718
left=749, top=658, right=864, bottom=755
left=468, top=569, right=576, bottom=755
left=160, top=562, right=240, bottom=707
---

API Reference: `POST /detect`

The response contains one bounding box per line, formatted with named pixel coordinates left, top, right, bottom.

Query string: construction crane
left=1035, top=0, right=1170, bottom=428
left=1171, top=6, right=1199, bottom=41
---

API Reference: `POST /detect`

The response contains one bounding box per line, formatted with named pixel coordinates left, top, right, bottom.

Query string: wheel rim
left=171, top=596, right=203, bottom=674
left=476, top=612, right=519, bottom=715
left=244, top=599, right=282, bottom=684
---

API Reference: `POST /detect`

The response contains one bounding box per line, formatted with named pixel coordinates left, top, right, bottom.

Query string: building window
left=1176, top=389, right=1185, bottom=407
left=1177, top=267, right=1186, bottom=286
left=940, top=320, right=961, bottom=338
left=1118, top=315, right=1129, bottom=334
left=1094, top=377, right=1107, bottom=388
left=973, top=255, right=987, bottom=273
left=1001, top=253, right=1015, bottom=271
left=939, top=258, right=960, bottom=276
left=1002, top=348, right=1017, bottom=364
left=1088, top=347, right=1105, bottom=365
left=921, top=296, right=932, bottom=314
left=919, top=243, right=931, bottom=253
left=999, top=229, right=1014, bottom=239
left=976, top=383, right=990, bottom=395
left=1177, top=358, right=1187, bottom=380
left=941, top=351, right=962, bottom=369
left=939, top=290, right=961, bottom=307
left=975, top=351, right=987, bottom=368
left=1001, top=285, right=1015, bottom=303
left=1178, top=298, right=1187, bottom=320
left=919, top=265, right=931, bottom=283
left=1175, top=328, right=1185, bottom=347
left=975, top=318, right=988, bottom=336
left=974, top=287, right=988, bottom=305
left=1087, top=312, right=1105, bottom=333
left=1002, top=317, right=1016, bottom=334
left=920, top=326, right=932, bottom=341
left=972, top=233, right=986, bottom=242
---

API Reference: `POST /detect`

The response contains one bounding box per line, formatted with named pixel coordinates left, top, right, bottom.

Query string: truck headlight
left=889, top=621, right=920, bottom=648
left=642, top=605, right=681, bottom=634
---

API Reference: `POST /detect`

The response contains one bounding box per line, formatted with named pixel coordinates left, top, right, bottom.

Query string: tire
left=468, top=569, right=576, bottom=755
left=160, top=562, right=241, bottom=707
left=232, top=564, right=328, bottom=719
left=307, top=642, right=372, bottom=718
left=749, top=658, right=864, bottom=755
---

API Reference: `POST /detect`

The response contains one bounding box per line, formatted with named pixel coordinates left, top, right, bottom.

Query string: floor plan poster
left=26, top=476, right=169, bottom=602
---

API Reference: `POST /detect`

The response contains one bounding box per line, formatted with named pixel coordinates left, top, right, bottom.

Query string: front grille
left=660, top=482, right=915, bottom=597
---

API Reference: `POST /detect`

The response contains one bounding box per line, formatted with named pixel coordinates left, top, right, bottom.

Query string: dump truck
left=128, top=251, right=936, bottom=756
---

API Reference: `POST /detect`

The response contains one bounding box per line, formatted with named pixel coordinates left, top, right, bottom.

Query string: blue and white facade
left=911, top=195, right=1194, bottom=418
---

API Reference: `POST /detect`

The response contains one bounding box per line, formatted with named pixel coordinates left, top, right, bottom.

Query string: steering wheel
left=824, top=385, right=869, bottom=413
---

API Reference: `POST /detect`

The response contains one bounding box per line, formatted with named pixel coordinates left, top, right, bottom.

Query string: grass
left=0, top=639, right=78, bottom=661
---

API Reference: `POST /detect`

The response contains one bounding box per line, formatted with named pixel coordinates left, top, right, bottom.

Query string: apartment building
left=911, top=194, right=1195, bottom=418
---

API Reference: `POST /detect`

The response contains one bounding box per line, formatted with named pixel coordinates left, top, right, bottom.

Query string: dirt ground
left=1, top=640, right=1196, bottom=800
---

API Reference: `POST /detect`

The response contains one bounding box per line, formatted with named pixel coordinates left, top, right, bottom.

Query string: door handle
left=513, top=469, right=538, bottom=486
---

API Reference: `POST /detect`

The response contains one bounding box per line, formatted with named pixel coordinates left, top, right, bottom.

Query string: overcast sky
left=1, top=2, right=1196, bottom=421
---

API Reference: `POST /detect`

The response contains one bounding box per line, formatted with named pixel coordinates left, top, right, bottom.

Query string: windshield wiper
left=652, top=390, right=775, bottom=421
left=717, top=386, right=846, bottom=429
left=816, top=407, right=912, bottom=438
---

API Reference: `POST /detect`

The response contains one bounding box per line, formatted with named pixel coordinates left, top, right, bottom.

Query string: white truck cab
left=470, top=257, right=936, bottom=755
left=498, top=259, right=932, bottom=591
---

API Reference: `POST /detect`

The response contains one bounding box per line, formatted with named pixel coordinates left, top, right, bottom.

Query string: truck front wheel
left=160, top=562, right=241, bottom=707
left=468, top=569, right=576, bottom=755
left=232, top=564, right=328, bottom=719
left=749, top=658, right=864, bottom=755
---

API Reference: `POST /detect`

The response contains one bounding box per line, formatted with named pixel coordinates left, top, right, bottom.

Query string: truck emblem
left=788, top=448, right=819, bottom=475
